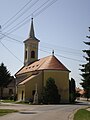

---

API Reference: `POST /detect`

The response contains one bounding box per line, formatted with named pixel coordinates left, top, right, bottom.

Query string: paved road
left=0, top=103, right=88, bottom=120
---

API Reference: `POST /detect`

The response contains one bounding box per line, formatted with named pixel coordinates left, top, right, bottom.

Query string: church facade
left=15, top=18, right=70, bottom=103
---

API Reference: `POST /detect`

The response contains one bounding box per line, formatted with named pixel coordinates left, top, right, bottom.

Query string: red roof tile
left=16, top=55, right=70, bottom=75
left=19, top=75, right=37, bottom=85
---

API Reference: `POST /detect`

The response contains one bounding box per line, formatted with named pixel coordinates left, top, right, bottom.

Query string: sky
left=0, top=0, right=90, bottom=88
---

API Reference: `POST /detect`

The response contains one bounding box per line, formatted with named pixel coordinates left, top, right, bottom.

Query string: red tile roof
left=19, top=71, right=42, bottom=85
left=16, top=55, right=70, bottom=75
left=76, top=87, right=85, bottom=95
left=19, top=74, right=37, bottom=85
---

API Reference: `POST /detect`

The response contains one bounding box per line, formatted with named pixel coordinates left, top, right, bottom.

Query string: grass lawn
left=0, top=100, right=15, bottom=103
left=0, top=109, right=18, bottom=116
left=74, top=109, right=90, bottom=120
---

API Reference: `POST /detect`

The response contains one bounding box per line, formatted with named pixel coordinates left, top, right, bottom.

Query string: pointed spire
left=29, top=18, right=35, bottom=38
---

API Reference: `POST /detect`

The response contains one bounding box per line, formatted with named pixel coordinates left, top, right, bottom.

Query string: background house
left=0, top=77, right=16, bottom=99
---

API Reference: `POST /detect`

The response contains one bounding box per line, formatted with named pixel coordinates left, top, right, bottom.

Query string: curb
left=68, top=108, right=78, bottom=120
left=68, top=106, right=89, bottom=120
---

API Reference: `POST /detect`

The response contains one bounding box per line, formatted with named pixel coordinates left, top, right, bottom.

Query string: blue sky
left=0, top=0, right=90, bottom=88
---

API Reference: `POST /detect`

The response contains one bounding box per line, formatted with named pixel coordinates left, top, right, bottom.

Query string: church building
left=15, top=18, right=70, bottom=103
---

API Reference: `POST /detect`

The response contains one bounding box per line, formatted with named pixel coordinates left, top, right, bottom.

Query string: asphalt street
left=0, top=102, right=88, bottom=120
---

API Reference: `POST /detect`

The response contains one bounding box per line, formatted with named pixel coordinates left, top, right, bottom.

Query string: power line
left=34, top=0, right=58, bottom=17
left=1, top=0, right=83, bottom=63
left=33, top=0, right=56, bottom=17
left=0, top=32, right=82, bottom=55
left=55, top=53, right=84, bottom=62
left=2, top=0, right=50, bottom=33
left=3, top=0, right=58, bottom=34
left=0, top=31, right=85, bottom=63
left=2, top=0, right=40, bottom=31
left=39, top=49, right=85, bottom=63
left=40, top=44, right=82, bottom=55
left=0, top=32, right=83, bottom=59
left=41, top=41, right=82, bottom=53
left=0, top=29, right=82, bottom=54
left=2, top=0, right=33, bottom=28
left=4, top=0, right=50, bottom=33
left=0, top=32, right=22, bottom=44
left=0, top=41, right=23, bottom=64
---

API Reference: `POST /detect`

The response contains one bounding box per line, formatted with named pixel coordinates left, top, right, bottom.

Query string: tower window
left=31, top=51, right=35, bottom=58
left=25, top=50, right=27, bottom=59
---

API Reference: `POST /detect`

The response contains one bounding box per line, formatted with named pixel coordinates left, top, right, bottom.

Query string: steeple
left=24, top=18, right=40, bottom=66
left=29, top=18, right=35, bottom=38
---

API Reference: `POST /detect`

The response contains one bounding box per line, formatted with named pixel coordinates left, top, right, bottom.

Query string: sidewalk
left=87, top=108, right=90, bottom=111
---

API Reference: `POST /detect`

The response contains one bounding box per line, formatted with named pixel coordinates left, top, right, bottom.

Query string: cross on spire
left=52, top=50, right=54, bottom=56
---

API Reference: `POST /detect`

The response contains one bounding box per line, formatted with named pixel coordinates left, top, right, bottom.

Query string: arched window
left=31, top=51, right=35, bottom=58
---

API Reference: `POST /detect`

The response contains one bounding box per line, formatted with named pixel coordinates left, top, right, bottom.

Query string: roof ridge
left=36, top=56, right=51, bottom=70
left=16, top=55, right=70, bottom=75
left=39, top=55, right=52, bottom=60
left=19, top=71, right=42, bottom=85
left=53, top=55, right=67, bottom=68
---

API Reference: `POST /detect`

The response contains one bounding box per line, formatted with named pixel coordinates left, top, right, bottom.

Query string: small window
left=25, top=50, right=27, bottom=59
left=9, top=89, right=13, bottom=95
left=31, top=51, right=35, bottom=58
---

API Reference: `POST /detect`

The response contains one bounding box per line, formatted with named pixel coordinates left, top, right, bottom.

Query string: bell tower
left=24, top=18, right=40, bottom=66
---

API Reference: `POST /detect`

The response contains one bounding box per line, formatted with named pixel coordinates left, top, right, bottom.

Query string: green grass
left=0, top=100, right=15, bottom=103
left=74, top=109, right=90, bottom=120
left=0, top=109, right=18, bottom=116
